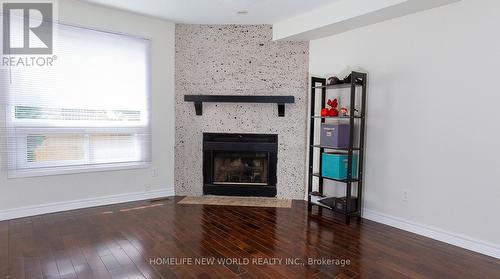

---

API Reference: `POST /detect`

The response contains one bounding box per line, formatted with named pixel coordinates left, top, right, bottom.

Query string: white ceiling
left=81, top=0, right=339, bottom=24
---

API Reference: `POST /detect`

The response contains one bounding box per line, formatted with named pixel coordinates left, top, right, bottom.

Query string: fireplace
left=203, top=133, right=277, bottom=197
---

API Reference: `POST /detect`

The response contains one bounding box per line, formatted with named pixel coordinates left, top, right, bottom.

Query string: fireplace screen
left=213, top=152, right=268, bottom=185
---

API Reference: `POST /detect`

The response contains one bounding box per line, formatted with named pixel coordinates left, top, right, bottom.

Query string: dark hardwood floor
left=0, top=196, right=498, bottom=279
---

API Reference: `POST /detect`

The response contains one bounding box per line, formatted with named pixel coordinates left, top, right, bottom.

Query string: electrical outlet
left=402, top=189, right=409, bottom=202
left=145, top=185, right=152, bottom=192
left=152, top=167, right=159, bottom=177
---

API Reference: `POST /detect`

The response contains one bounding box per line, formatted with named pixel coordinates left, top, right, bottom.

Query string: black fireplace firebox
left=203, top=133, right=277, bottom=197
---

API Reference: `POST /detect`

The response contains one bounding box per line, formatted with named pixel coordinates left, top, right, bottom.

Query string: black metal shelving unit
left=307, top=71, right=367, bottom=224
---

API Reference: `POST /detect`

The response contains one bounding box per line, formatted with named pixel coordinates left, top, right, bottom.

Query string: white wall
left=310, top=0, right=500, bottom=254
left=0, top=0, right=176, bottom=216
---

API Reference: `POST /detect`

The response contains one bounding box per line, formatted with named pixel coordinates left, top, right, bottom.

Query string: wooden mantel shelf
left=184, top=95, right=295, bottom=117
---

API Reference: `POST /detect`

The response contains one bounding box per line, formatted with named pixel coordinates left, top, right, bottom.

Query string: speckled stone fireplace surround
left=174, top=24, right=309, bottom=199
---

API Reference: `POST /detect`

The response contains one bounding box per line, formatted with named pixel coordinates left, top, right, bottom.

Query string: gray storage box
left=320, top=123, right=350, bottom=148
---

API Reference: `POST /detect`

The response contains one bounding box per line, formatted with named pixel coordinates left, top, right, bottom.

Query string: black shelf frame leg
left=344, top=77, right=357, bottom=225
left=357, top=72, right=368, bottom=221
left=308, top=77, right=326, bottom=209
left=319, top=83, right=326, bottom=195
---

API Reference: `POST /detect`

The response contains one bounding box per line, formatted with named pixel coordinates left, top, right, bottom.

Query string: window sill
left=8, top=162, right=151, bottom=179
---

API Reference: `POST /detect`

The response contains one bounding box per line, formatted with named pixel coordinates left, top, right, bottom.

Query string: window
left=2, top=21, right=151, bottom=178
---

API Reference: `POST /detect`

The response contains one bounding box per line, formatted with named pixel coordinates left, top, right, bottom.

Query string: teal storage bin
left=322, top=153, right=358, bottom=180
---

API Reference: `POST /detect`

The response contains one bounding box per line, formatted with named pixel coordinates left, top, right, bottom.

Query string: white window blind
left=1, top=21, right=151, bottom=178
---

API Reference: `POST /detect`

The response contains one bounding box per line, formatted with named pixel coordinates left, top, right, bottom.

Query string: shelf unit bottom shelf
left=308, top=202, right=361, bottom=216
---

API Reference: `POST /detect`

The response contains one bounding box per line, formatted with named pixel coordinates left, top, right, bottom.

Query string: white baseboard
left=362, top=209, right=500, bottom=259
left=0, top=188, right=175, bottom=221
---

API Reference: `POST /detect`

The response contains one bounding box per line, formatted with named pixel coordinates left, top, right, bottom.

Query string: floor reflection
left=201, top=203, right=278, bottom=258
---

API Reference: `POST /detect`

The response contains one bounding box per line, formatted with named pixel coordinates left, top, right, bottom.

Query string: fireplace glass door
left=212, top=151, right=269, bottom=185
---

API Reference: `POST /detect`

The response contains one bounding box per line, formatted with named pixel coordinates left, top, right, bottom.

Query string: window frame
left=9, top=160, right=150, bottom=179
left=8, top=124, right=151, bottom=179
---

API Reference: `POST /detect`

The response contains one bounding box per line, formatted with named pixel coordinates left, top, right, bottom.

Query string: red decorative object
left=324, top=98, right=339, bottom=117
left=320, top=108, right=329, bottom=117
left=328, top=108, right=339, bottom=117
left=327, top=98, right=338, bottom=108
